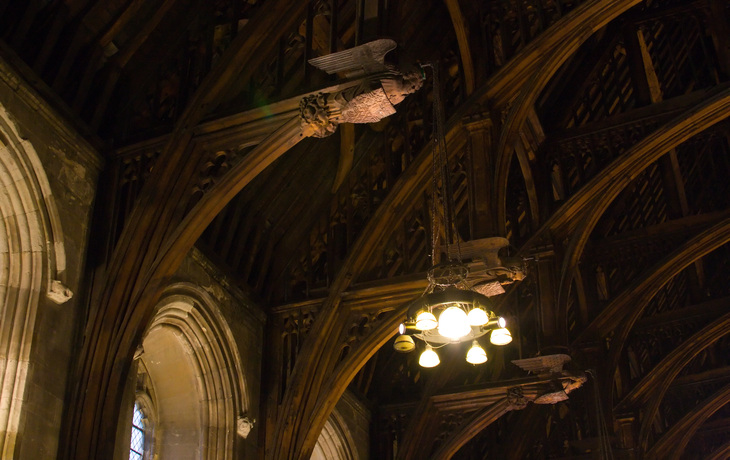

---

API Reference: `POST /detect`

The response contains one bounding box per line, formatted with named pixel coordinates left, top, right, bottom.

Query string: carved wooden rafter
left=376, top=372, right=583, bottom=459
left=430, top=399, right=512, bottom=460
left=551, top=87, right=730, bottom=343
left=616, top=314, right=730, bottom=413
left=493, top=0, right=644, bottom=237
left=575, top=216, right=730, bottom=345
left=604, top=220, right=730, bottom=417
left=646, top=383, right=730, bottom=459
left=610, top=310, right=730, bottom=453
left=61, top=1, right=312, bottom=458
left=706, top=438, right=730, bottom=460
left=444, top=0, right=476, bottom=94
left=265, top=119, right=470, bottom=459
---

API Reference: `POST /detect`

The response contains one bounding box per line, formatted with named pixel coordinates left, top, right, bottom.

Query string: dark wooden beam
left=61, top=1, right=311, bottom=458
left=493, top=0, right=643, bottom=235
left=444, top=0, right=476, bottom=94
left=611, top=310, right=730, bottom=443
left=706, top=438, right=730, bottom=460
left=431, top=399, right=512, bottom=460
left=590, top=212, right=728, bottom=262
left=635, top=295, right=730, bottom=333
left=548, top=86, right=730, bottom=336
left=646, top=383, right=730, bottom=458
left=575, top=216, right=730, bottom=344
left=705, top=0, right=730, bottom=79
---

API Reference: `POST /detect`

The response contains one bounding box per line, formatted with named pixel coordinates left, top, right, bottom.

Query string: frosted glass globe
left=419, top=346, right=440, bottom=368
left=415, top=311, right=437, bottom=331
left=467, top=307, right=488, bottom=326
left=490, top=327, right=512, bottom=345
left=438, top=306, right=471, bottom=340
left=466, top=341, right=487, bottom=364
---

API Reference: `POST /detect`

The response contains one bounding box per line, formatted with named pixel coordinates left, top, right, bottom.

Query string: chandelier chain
left=427, top=62, right=462, bottom=267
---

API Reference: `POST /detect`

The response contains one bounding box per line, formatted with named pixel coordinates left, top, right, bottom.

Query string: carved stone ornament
left=507, top=386, right=529, bottom=410
left=47, top=280, right=73, bottom=304
left=237, top=415, right=255, bottom=439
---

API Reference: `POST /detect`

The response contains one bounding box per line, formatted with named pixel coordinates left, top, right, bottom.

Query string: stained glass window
left=130, top=402, right=145, bottom=460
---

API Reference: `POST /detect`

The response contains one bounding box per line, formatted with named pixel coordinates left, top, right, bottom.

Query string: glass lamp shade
left=466, top=340, right=487, bottom=364
left=419, top=346, right=440, bottom=367
left=497, top=316, right=507, bottom=328
left=415, top=311, right=437, bottom=331
left=394, top=334, right=415, bottom=353
left=467, top=307, right=489, bottom=326
left=490, top=327, right=512, bottom=345
left=438, top=306, right=471, bottom=340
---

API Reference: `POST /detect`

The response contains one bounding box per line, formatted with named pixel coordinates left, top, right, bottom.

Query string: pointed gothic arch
left=0, top=103, right=68, bottom=456
left=131, top=282, right=250, bottom=460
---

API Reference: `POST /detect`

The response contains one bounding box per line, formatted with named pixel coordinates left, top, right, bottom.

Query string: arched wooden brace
left=493, top=0, right=643, bottom=237
left=557, top=87, right=730, bottom=346
left=266, top=3, right=656, bottom=455
left=444, top=0, right=476, bottom=94
left=430, top=399, right=512, bottom=460
left=394, top=352, right=464, bottom=460
left=266, top=120, right=470, bottom=458
left=575, top=216, right=730, bottom=415
left=615, top=310, right=730, bottom=412
left=614, top=309, right=730, bottom=454
left=646, top=384, right=730, bottom=459
left=60, top=1, right=310, bottom=457
left=706, top=438, right=730, bottom=460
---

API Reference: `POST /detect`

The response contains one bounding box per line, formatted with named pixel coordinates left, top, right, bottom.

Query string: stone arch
left=137, top=282, right=249, bottom=460
left=0, top=103, right=68, bottom=455
left=311, top=407, right=358, bottom=460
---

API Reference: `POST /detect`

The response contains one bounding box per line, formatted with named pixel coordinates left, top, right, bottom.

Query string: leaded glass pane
left=130, top=402, right=145, bottom=459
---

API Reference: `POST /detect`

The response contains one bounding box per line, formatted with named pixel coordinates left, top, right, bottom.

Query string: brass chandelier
left=393, top=63, right=512, bottom=367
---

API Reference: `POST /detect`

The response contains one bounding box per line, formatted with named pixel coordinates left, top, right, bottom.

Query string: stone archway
left=135, top=282, right=249, bottom=460
left=311, top=408, right=358, bottom=460
left=0, top=104, right=68, bottom=456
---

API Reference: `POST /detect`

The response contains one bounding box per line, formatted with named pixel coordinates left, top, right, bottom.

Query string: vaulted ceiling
left=2, top=0, right=730, bottom=459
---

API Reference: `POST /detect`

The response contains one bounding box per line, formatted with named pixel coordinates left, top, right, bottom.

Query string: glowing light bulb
left=466, top=340, right=487, bottom=364
left=438, top=306, right=471, bottom=340
left=467, top=307, right=488, bottom=326
left=415, top=311, right=437, bottom=331
left=490, top=327, right=512, bottom=345
left=419, top=346, right=440, bottom=367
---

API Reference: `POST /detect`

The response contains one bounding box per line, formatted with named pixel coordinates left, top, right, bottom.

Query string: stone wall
left=0, top=54, right=101, bottom=459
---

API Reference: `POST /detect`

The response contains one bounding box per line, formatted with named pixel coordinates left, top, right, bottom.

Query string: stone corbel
left=237, top=415, right=255, bottom=439
left=47, top=280, right=73, bottom=304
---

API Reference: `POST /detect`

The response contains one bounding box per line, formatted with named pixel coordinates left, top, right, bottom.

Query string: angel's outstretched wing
left=308, top=38, right=397, bottom=77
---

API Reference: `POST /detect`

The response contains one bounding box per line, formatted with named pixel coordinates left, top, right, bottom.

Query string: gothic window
left=130, top=402, right=146, bottom=460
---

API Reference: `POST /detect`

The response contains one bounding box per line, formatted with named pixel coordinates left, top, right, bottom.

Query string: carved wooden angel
left=300, top=39, right=424, bottom=138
